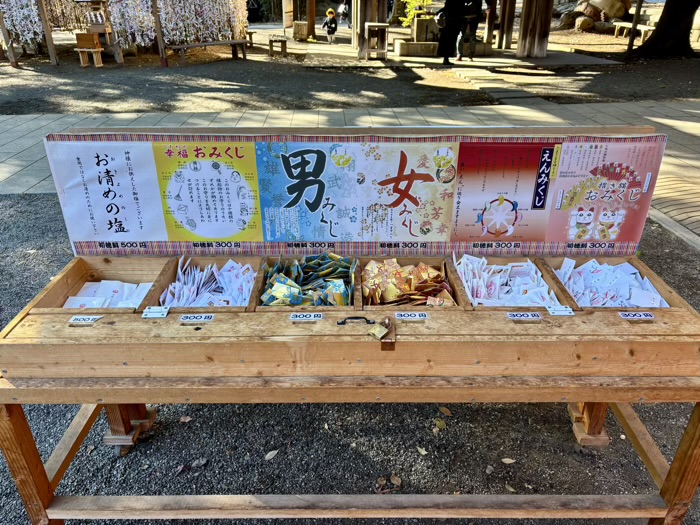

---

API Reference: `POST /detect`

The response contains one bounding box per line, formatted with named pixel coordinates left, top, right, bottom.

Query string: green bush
left=399, top=0, right=432, bottom=28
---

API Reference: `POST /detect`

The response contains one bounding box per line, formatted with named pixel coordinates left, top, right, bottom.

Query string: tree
left=634, top=0, right=700, bottom=58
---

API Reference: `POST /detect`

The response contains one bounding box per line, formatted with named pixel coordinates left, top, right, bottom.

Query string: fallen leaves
left=485, top=465, right=494, bottom=475
left=501, top=458, right=517, bottom=464
left=505, top=483, right=516, bottom=493
left=435, top=418, right=447, bottom=430
left=179, top=416, right=193, bottom=424
left=417, top=446, right=428, bottom=456
left=439, top=407, right=453, bottom=417
left=264, top=449, right=279, bottom=461
left=375, top=473, right=402, bottom=494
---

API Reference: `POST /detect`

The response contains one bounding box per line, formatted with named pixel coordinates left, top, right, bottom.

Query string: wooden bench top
left=613, top=21, right=655, bottom=30
left=167, top=40, right=247, bottom=50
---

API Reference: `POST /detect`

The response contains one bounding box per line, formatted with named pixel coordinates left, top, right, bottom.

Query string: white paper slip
left=63, top=296, right=109, bottom=309
left=289, top=313, right=324, bottom=322
left=68, top=315, right=103, bottom=325
left=395, top=312, right=430, bottom=321
left=180, top=314, right=215, bottom=324
left=546, top=306, right=574, bottom=316
left=507, top=312, right=543, bottom=322
left=618, top=311, right=655, bottom=321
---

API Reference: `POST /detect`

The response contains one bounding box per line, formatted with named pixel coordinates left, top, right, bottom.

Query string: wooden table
left=1, top=254, right=700, bottom=524
left=167, top=40, right=247, bottom=66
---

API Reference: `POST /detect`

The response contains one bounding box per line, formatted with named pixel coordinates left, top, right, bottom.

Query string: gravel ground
left=0, top=45, right=493, bottom=114
left=1, top=195, right=700, bottom=525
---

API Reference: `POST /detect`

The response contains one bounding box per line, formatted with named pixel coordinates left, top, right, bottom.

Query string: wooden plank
left=36, top=0, right=58, bottom=65
left=2, top=337, right=699, bottom=379
left=0, top=8, right=18, bottom=67
left=46, top=494, right=667, bottom=520
left=649, top=403, right=700, bottom=525
left=610, top=403, right=670, bottom=490
left=44, top=404, right=102, bottom=491
left=3, top=376, right=700, bottom=404
left=0, top=405, right=61, bottom=525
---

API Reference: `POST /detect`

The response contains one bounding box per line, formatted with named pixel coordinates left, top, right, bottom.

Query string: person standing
left=436, top=0, right=464, bottom=65
left=322, top=8, right=339, bottom=44
left=457, top=0, right=492, bottom=61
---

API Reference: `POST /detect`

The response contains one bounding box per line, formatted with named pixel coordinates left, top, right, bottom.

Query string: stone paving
left=1, top=100, right=699, bottom=238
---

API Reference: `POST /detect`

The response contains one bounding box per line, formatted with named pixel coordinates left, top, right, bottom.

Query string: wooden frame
left=2, top=257, right=700, bottom=525
left=3, top=125, right=700, bottom=524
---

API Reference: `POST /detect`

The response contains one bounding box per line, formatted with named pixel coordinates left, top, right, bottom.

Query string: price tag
left=289, top=312, right=324, bottom=322
left=142, top=306, right=170, bottom=319
left=180, top=314, right=215, bottom=324
left=68, top=315, right=103, bottom=326
left=507, top=312, right=543, bottom=323
left=618, top=311, right=655, bottom=321
left=546, top=306, right=575, bottom=317
left=395, top=312, right=430, bottom=322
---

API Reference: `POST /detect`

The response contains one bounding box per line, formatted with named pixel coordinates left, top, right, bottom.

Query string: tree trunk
left=634, top=0, right=700, bottom=58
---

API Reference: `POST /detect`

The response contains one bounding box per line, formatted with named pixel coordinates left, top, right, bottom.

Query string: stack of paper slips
left=361, top=259, right=456, bottom=306
left=454, top=254, right=561, bottom=308
left=159, top=257, right=257, bottom=308
left=555, top=258, right=669, bottom=308
left=260, top=252, right=356, bottom=307
left=63, top=281, right=153, bottom=309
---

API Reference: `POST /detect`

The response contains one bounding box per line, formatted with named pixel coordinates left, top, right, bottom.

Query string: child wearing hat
left=322, top=9, right=338, bottom=44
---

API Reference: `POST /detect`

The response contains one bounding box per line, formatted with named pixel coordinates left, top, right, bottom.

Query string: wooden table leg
left=649, top=403, right=700, bottom=525
left=104, top=404, right=155, bottom=456
left=569, top=402, right=611, bottom=447
left=0, top=404, right=63, bottom=525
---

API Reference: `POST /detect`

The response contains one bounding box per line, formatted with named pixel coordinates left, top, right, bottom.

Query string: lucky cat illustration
left=569, top=207, right=595, bottom=240
left=595, top=207, right=625, bottom=240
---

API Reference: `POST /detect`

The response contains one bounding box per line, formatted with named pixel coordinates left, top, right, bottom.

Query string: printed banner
left=44, top=132, right=666, bottom=256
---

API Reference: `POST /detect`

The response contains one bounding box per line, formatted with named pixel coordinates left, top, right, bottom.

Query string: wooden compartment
left=145, top=256, right=265, bottom=313
left=360, top=256, right=469, bottom=311
left=544, top=256, right=690, bottom=311
left=455, top=256, right=577, bottom=311
left=29, top=256, right=176, bottom=315
left=255, top=255, right=361, bottom=312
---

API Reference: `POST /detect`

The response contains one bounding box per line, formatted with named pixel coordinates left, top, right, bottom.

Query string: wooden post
left=516, top=0, right=553, bottom=57
left=0, top=405, right=63, bottom=525
left=485, top=1, right=496, bottom=46
left=306, top=0, right=316, bottom=39
left=569, top=402, right=611, bottom=447
left=626, top=0, right=643, bottom=55
left=36, top=0, right=58, bottom=65
left=103, top=4, right=124, bottom=66
left=0, top=8, right=18, bottom=67
left=151, top=0, right=168, bottom=67
left=503, top=0, right=516, bottom=49
left=649, top=403, right=700, bottom=525
left=105, top=404, right=134, bottom=436
left=496, top=0, right=505, bottom=48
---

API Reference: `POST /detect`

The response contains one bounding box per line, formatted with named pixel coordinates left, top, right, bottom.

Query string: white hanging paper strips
left=63, top=280, right=153, bottom=308
left=454, top=254, right=561, bottom=308
left=159, top=257, right=257, bottom=308
left=555, top=258, right=670, bottom=308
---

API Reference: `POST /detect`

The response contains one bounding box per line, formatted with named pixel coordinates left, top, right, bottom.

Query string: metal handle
left=337, top=316, right=376, bottom=326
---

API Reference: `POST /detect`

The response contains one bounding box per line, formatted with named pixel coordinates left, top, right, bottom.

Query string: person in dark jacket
left=436, top=0, right=463, bottom=65
left=322, top=9, right=339, bottom=44
left=457, top=0, right=492, bottom=61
